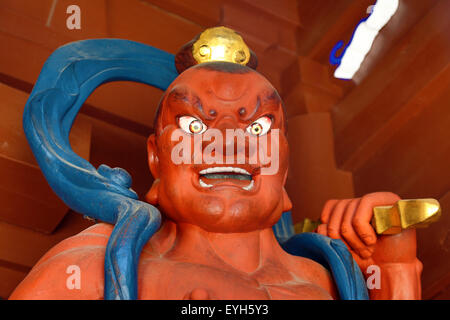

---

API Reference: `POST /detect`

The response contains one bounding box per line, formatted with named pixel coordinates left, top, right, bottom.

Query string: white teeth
left=242, top=180, right=254, bottom=191
left=199, top=179, right=213, bottom=188
left=199, top=167, right=254, bottom=191
left=199, top=167, right=251, bottom=175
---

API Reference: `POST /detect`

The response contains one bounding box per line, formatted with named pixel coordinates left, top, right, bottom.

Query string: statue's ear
left=282, top=168, right=292, bottom=212
left=146, top=134, right=160, bottom=206
left=147, top=134, right=159, bottom=179
left=282, top=187, right=293, bottom=212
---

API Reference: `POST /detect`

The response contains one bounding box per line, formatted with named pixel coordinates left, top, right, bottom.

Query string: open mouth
left=198, top=167, right=254, bottom=191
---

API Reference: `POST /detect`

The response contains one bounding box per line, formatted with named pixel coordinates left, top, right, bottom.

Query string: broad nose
left=207, top=115, right=247, bottom=159
left=215, top=115, right=238, bottom=132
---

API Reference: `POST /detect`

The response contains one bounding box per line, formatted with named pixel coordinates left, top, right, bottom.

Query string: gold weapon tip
left=372, top=198, right=441, bottom=235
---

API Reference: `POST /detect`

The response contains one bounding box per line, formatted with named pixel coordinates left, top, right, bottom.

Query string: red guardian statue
left=12, top=27, right=440, bottom=300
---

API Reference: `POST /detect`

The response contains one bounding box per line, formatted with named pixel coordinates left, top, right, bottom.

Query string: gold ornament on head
left=192, top=26, right=251, bottom=66
left=174, top=26, right=257, bottom=74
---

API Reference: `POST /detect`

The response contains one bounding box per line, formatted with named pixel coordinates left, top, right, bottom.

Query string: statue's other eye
left=246, top=116, right=272, bottom=136
left=178, top=116, right=207, bottom=134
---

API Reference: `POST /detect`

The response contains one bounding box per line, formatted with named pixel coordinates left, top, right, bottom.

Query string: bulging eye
left=246, top=116, right=272, bottom=136
left=178, top=116, right=207, bottom=134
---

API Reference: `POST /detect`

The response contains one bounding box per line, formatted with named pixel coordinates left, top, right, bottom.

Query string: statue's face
left=147, top=63, right=291, bottom=232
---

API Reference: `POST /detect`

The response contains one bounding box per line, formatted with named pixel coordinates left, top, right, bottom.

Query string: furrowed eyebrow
left=168, top=87, right=192, bottom=104
left=241, top=96, right=260, bottom=121
left=168, top=88, right=213, bottom=120
left=262, top=90, right=281, bottom=105
left=242, top=91, right=280, bottom=122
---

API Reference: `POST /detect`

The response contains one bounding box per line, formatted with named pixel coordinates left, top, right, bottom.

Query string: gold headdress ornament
left=175, top=26, right=258, bottom=74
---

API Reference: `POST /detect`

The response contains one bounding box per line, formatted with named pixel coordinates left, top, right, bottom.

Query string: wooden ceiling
left=0, top=0, right=448, bottom=299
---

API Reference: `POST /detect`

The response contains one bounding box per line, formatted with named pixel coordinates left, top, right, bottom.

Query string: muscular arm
left=9, top=224, right=113, bottom=300
left=368, top=261, right=422, bottom=300
left=317, top=192, right=422, bottom=300
left=365, top=229, right=422, bottom=300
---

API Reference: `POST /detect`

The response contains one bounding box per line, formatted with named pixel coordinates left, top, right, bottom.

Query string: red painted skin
left=10, top=65, right=421, bottom=300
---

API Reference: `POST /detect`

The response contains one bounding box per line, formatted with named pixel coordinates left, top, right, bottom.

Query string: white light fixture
left=332, top=0, right=399, bottom=80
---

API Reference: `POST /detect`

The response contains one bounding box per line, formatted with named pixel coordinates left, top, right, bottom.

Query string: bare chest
left=136, top=257, right=333, bottom=300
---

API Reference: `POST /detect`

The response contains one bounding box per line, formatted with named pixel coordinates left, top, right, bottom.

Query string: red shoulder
left=9, top=223, right=113, bottom=300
